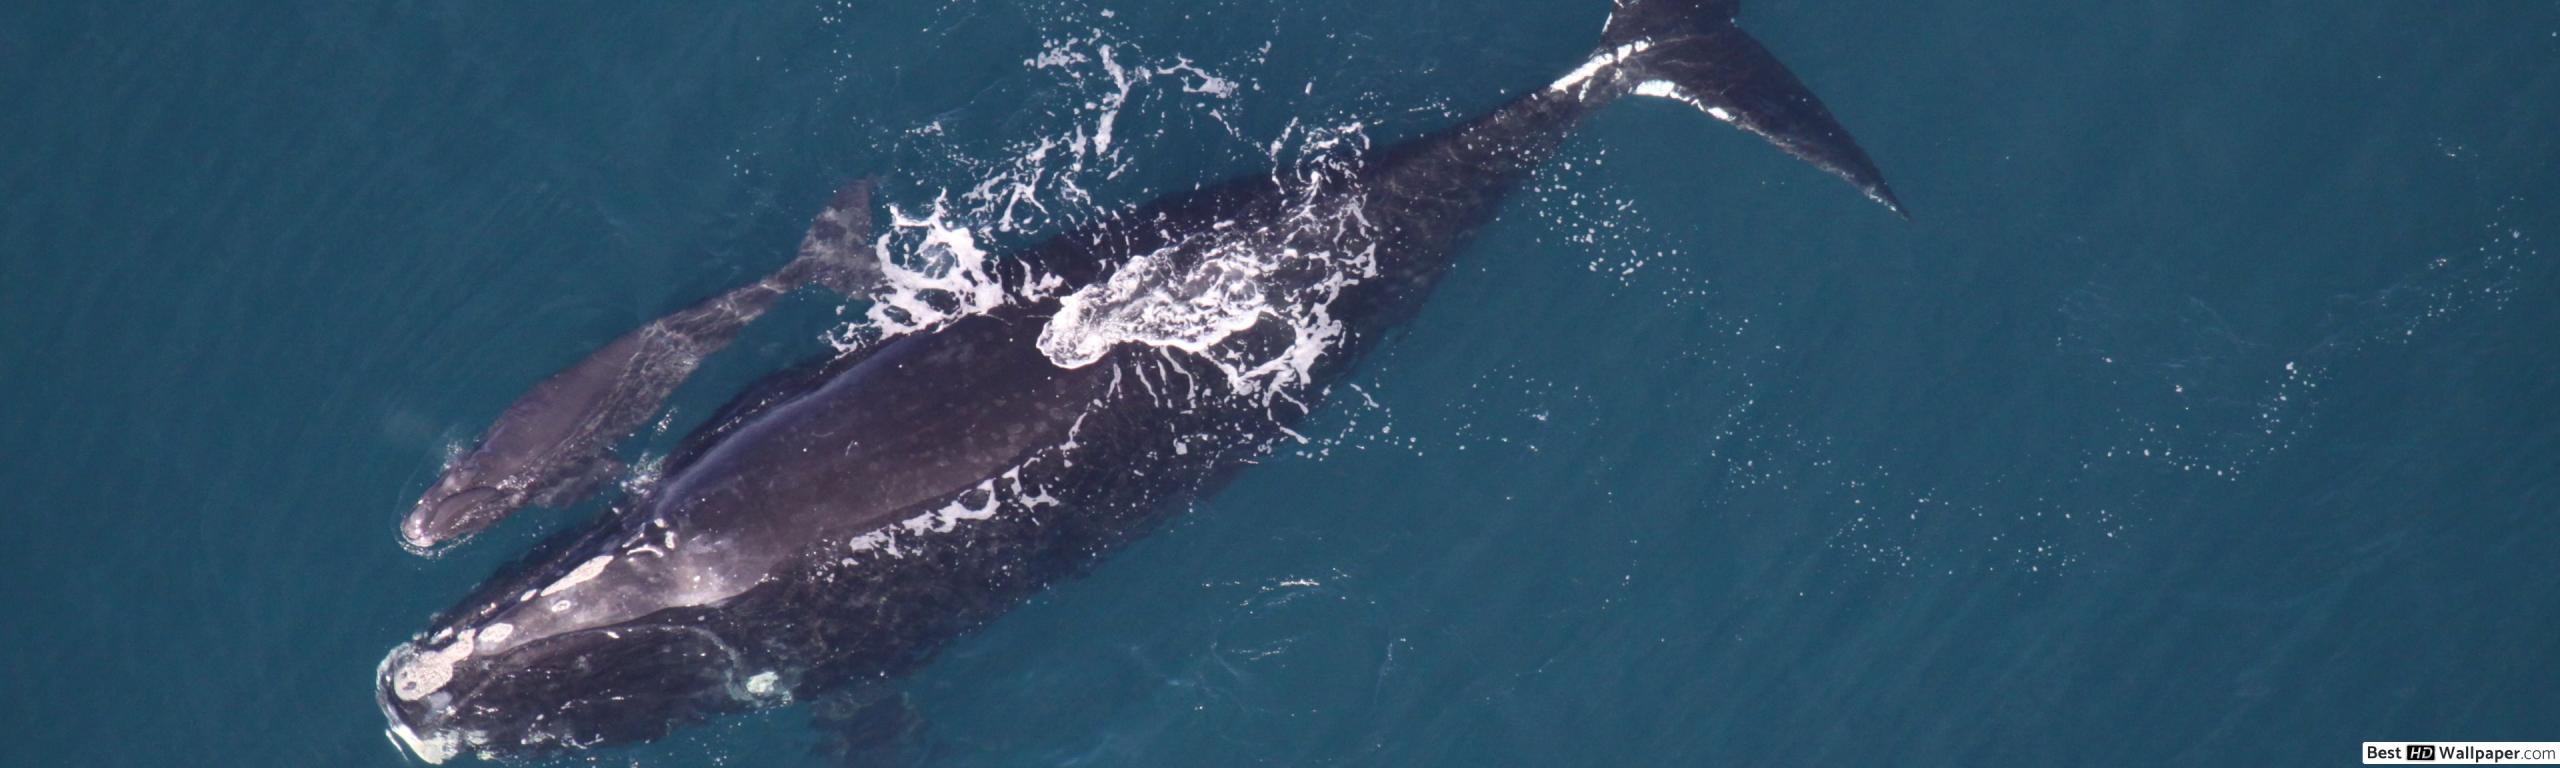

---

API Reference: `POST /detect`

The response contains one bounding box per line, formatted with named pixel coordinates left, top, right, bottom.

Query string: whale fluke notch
left=1602, top=0, right=1905, bottom=216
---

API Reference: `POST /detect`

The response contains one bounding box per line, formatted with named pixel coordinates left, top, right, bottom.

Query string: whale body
left=399, top=182, right=882, bottom=554
left=378, top=0, right=1900, bottom=761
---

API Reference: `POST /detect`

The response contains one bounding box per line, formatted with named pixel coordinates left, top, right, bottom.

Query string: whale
left=400, top=182, right=882, bottom=554
left=377, top=0, right=1901, bottom=761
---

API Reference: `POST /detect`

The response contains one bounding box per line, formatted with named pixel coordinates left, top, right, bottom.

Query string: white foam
left=843, top=199, right=1014, bottom=342
left=844, top=454, right=1074, bottom=564
left=1092, top=44, right=1130, bottom=155
left=387, top=721, right=459, bottom=765
left=1039, top=245, right=1280, bottom=369
left=1162, top=56, right=1239, bottom=97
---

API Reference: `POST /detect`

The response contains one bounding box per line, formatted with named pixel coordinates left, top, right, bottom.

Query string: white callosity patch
left=378, top=634, right=470, bottom=763
left=390, top=629, right=477, bottom=702
left=539, top=554, right=614, bottom=597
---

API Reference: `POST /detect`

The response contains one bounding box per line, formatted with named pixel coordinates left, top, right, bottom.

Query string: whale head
left=374, top=618, right=773, bottom=763
left=376, top=522, right=787, bottom=762
left=402, top=477, right=517, bottom=554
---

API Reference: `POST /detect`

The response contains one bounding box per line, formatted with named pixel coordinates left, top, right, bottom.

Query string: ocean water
left=4, top=1, right=2556, bottom=766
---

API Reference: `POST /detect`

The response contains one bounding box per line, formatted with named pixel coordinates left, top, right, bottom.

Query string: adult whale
left=378, top=0, right=1900, bottom=761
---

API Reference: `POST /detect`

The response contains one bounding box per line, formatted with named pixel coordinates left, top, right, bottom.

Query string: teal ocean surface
left=4, top=1, right=2556, bottom=765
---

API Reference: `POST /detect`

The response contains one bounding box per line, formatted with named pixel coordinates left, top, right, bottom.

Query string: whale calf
left=400, top=182, right=881, bottom=554
left=379, top=0, right=1900, bottom=761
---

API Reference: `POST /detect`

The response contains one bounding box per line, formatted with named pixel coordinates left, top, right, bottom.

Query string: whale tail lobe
left=782, top=178, right=885, bottom=295
left=1597, top=0, right=1904, bottom=216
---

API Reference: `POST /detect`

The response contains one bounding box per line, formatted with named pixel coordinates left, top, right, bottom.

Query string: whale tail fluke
left=783, top=177, right=886, bottom=295
left=1599, top=0, right=1904, bottom=216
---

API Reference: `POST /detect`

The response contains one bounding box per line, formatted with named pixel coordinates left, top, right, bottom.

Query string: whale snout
left=376, top=636, right=473, bottom=764
left=402, top=485, right=506, bottom=553
left=377, top=621, right=763, bottom=762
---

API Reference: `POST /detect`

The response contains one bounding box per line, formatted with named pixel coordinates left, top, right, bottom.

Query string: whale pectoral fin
left=808, top=688, right=933, bottom=767
left=1619, top=18, right=1905, bottom=217
left=787, top=177, right=887, bottom=297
